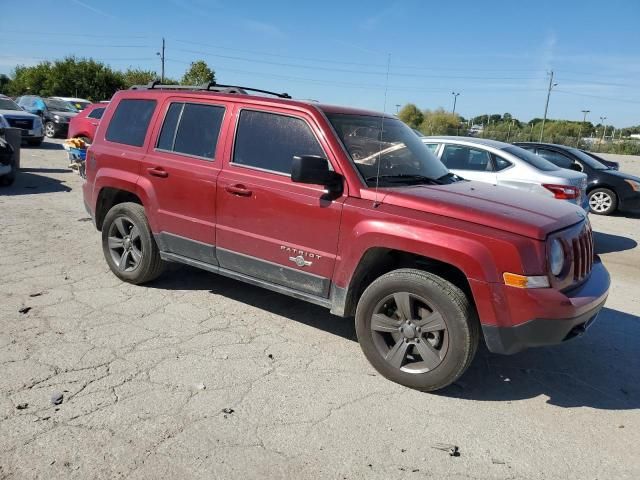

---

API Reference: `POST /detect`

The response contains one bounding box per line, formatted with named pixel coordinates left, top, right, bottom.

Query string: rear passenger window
left=233, top=110, right=323, bottom=174
left=87, top=107, right=105, bottom=120
left=105, top=99, right=156, bottom=147
left=157, top=102, right=225, bottom=159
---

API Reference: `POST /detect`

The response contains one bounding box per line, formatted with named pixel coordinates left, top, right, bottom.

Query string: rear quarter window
left=105, top=99, right=156, bottom=147
left=88, top=107, right=105, bottom=120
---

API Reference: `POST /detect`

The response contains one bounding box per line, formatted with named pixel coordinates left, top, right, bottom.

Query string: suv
left=0, top=94, right=44, bottom=146
left=82, top=83, right=610, bottom=391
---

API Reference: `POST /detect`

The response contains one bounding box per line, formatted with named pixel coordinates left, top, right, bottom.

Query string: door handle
left=147, top=167, right=169, bottom=178
left=90, top=121, right=99, bottom=126
left=225, top=184, right=252, bottom=197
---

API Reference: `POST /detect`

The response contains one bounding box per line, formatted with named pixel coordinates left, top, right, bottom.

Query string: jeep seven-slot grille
left=572, top=226, right=594, bottom=281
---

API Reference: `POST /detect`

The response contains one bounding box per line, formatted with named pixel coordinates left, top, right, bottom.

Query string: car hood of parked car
left=380, top=180, right=585, bottom=240
left=0, top=109, right=39, bottom=119
left=50, top=111, right=77, bottom=118
left=600, top=169, right=640, bottom=183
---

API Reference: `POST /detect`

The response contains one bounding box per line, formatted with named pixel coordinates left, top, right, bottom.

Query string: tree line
left=0, top=57, right=216, bottom=101
left=398, top=103, right=640, bottom=155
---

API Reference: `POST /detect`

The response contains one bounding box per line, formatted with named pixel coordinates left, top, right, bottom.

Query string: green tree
left=8, top=57, right=124, bottom=101
left=397, top=103, right=424, bottom=129
left=181, top=60, right=215, bottom=85
left=120, top=68, right=158, bottom=87
left=0, top=74, right=11, bottom=94
left=419, top=108, right=461, bottom=135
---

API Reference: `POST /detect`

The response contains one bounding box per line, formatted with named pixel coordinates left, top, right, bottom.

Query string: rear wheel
left=101, top=202, right=164, bottom=284
left=588, top=188, right=617, bottom=215
left=355, top=269, right=479, bottom=391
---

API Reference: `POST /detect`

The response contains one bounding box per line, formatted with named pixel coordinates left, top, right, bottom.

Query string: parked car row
left=417, top=136, right=639, bottom=216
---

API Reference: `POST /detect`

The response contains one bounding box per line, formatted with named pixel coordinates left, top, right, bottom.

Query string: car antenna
left=373, top=53, right=391, bottom=208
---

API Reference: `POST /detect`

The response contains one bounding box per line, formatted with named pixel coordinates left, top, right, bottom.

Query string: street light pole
left=576, top=109, right=590, bottom=146
left=156, top=37, right=165, bottom=82
left=600, top=116, right=607, bottom=143
left=451, top=92, right=460, bottom=114
left=395, top=104, right=401, bottom=114
left=539, top=70, right=557, bottom=142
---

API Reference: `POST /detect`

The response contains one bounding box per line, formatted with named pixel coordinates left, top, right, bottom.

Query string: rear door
left=139, top=97, right=228, bottom=264
left=440, top=144, right=497, bottom=184
left=215, top=107, right=345, bottom=298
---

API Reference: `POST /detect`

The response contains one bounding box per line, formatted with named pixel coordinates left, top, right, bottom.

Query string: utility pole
left=539, top=70, right=557, bottom=142
left=451, top=92, right=460, bottom=114
left=156, top=38, right=165, bottom=83
left=577, top=109, right=590, bottom=146
left=600, top=116, right=607, bottom=143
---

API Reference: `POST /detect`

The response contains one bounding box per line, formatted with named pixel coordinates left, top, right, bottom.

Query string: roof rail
left=129, top=81, right=291, bottom=99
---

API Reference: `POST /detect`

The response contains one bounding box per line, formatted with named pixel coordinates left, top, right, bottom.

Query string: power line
left=554, top=89, right=640, bottom=104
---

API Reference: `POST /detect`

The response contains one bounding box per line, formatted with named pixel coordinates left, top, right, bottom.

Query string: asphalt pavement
left=0, top=140, right=638, bottom=479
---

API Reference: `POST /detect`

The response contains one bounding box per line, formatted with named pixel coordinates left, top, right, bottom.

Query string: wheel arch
left=95, top=187, right=143, bottom=231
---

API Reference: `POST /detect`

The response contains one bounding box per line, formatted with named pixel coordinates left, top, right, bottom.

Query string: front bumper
left=619, top=191, right=640, bottom=211
left=480, top=258, right=610, bottom=354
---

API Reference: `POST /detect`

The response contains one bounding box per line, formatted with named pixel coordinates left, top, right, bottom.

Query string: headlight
left=53, top=114, right=61, bottom=121
left=33, top=117, right=42, bottom=128
left=0, top=115, right=8, bottom=128
left=549, top=239, right=564, bottom=276
left=624, top=179, right=640, bottom=191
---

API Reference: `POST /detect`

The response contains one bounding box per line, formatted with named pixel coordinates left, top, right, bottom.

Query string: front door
left=215, top=107, right=345, bottom=298
left=140, top=98, right=228, bottom=264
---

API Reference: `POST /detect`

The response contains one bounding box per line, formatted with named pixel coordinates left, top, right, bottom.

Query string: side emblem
left=289, top=255, right=312, bottom=267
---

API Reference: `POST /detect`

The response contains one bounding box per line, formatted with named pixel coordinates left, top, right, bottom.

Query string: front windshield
left=326, top=113, right=452, bottom=186
left=0, top=98, right=21, bottom=111
left=566, top=147, right=608, bottom=170
left=44, top=99, right=78, bottom=112
left=502, top=145, right=559, bottom=171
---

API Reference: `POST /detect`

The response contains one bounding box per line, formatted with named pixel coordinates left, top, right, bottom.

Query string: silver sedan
left=422, top=137, right=589, bottom=211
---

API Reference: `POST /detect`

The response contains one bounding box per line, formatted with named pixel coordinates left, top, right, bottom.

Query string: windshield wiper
left=365, top=174, right=444, bottom=185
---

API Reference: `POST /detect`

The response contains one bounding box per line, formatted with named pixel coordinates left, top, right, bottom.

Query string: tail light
left=543, top=184, right=579, bottom=200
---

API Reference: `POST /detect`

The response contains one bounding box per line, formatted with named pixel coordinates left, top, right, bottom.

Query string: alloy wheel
left=45, top=123, right=55, bottom=138
left=589, top=191, right=612, bottom=213
left=107, top=216, right=143, bottom=272
left=370, top=292, right=449, bottom=373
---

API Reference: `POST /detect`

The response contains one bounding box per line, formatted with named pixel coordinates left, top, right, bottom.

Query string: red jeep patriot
left=82, top=82, right=610, bottom=391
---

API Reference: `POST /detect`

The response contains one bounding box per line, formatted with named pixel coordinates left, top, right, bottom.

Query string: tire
left=588, top=188, right=617, bottom=215
left=101, top=202, right=164, bottom=284
left=44, top=122, right=56, bottom=138
left=0, top=162, right=17, bottom=187
left=355, top=269, right=479, bottom=392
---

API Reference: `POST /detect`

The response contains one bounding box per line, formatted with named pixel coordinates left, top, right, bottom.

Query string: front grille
left=5, top=117, right=33, bottom=130
left=572, top=225, right=594, bottom=281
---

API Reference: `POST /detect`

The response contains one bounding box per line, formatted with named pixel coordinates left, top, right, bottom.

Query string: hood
left=602, top=169, right=640, bottom=183
left=380, top=181, right=585, bottom=240
left=50, top=111, right=77, bottom=118
left=0, top=109, right=39, bottom=119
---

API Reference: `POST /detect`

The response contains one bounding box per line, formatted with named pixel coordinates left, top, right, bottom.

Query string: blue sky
left=1, top=0, right=639, bottom=126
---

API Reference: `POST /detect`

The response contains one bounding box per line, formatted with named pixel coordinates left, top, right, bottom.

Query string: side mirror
left=570, top=162, right=582, bottom=172
left=35, top=109, right=43, bottom=117
left=291, top=155, right=343, bottom=195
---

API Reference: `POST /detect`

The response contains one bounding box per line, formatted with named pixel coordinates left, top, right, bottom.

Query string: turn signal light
left=543, top=184, right=579, bottom=200
left=503, top=272, right=550, bottom=289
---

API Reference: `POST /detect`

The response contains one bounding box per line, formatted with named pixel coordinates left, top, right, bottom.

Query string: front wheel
left=44, top=122, right=56, bottom=138
left=355, top=269, right=479, bottom=391
left=588, top=188, right=617, bottom=215
left=101, top=202, right=164, bottom=284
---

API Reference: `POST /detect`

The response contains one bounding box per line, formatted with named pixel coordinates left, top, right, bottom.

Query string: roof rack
left=129, top=81, right=291, bottom=99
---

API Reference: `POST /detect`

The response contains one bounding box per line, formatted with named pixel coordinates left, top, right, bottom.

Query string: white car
left=52, top=97, right=92, bottom=111
left=423, top=136, right=589, bottom=211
